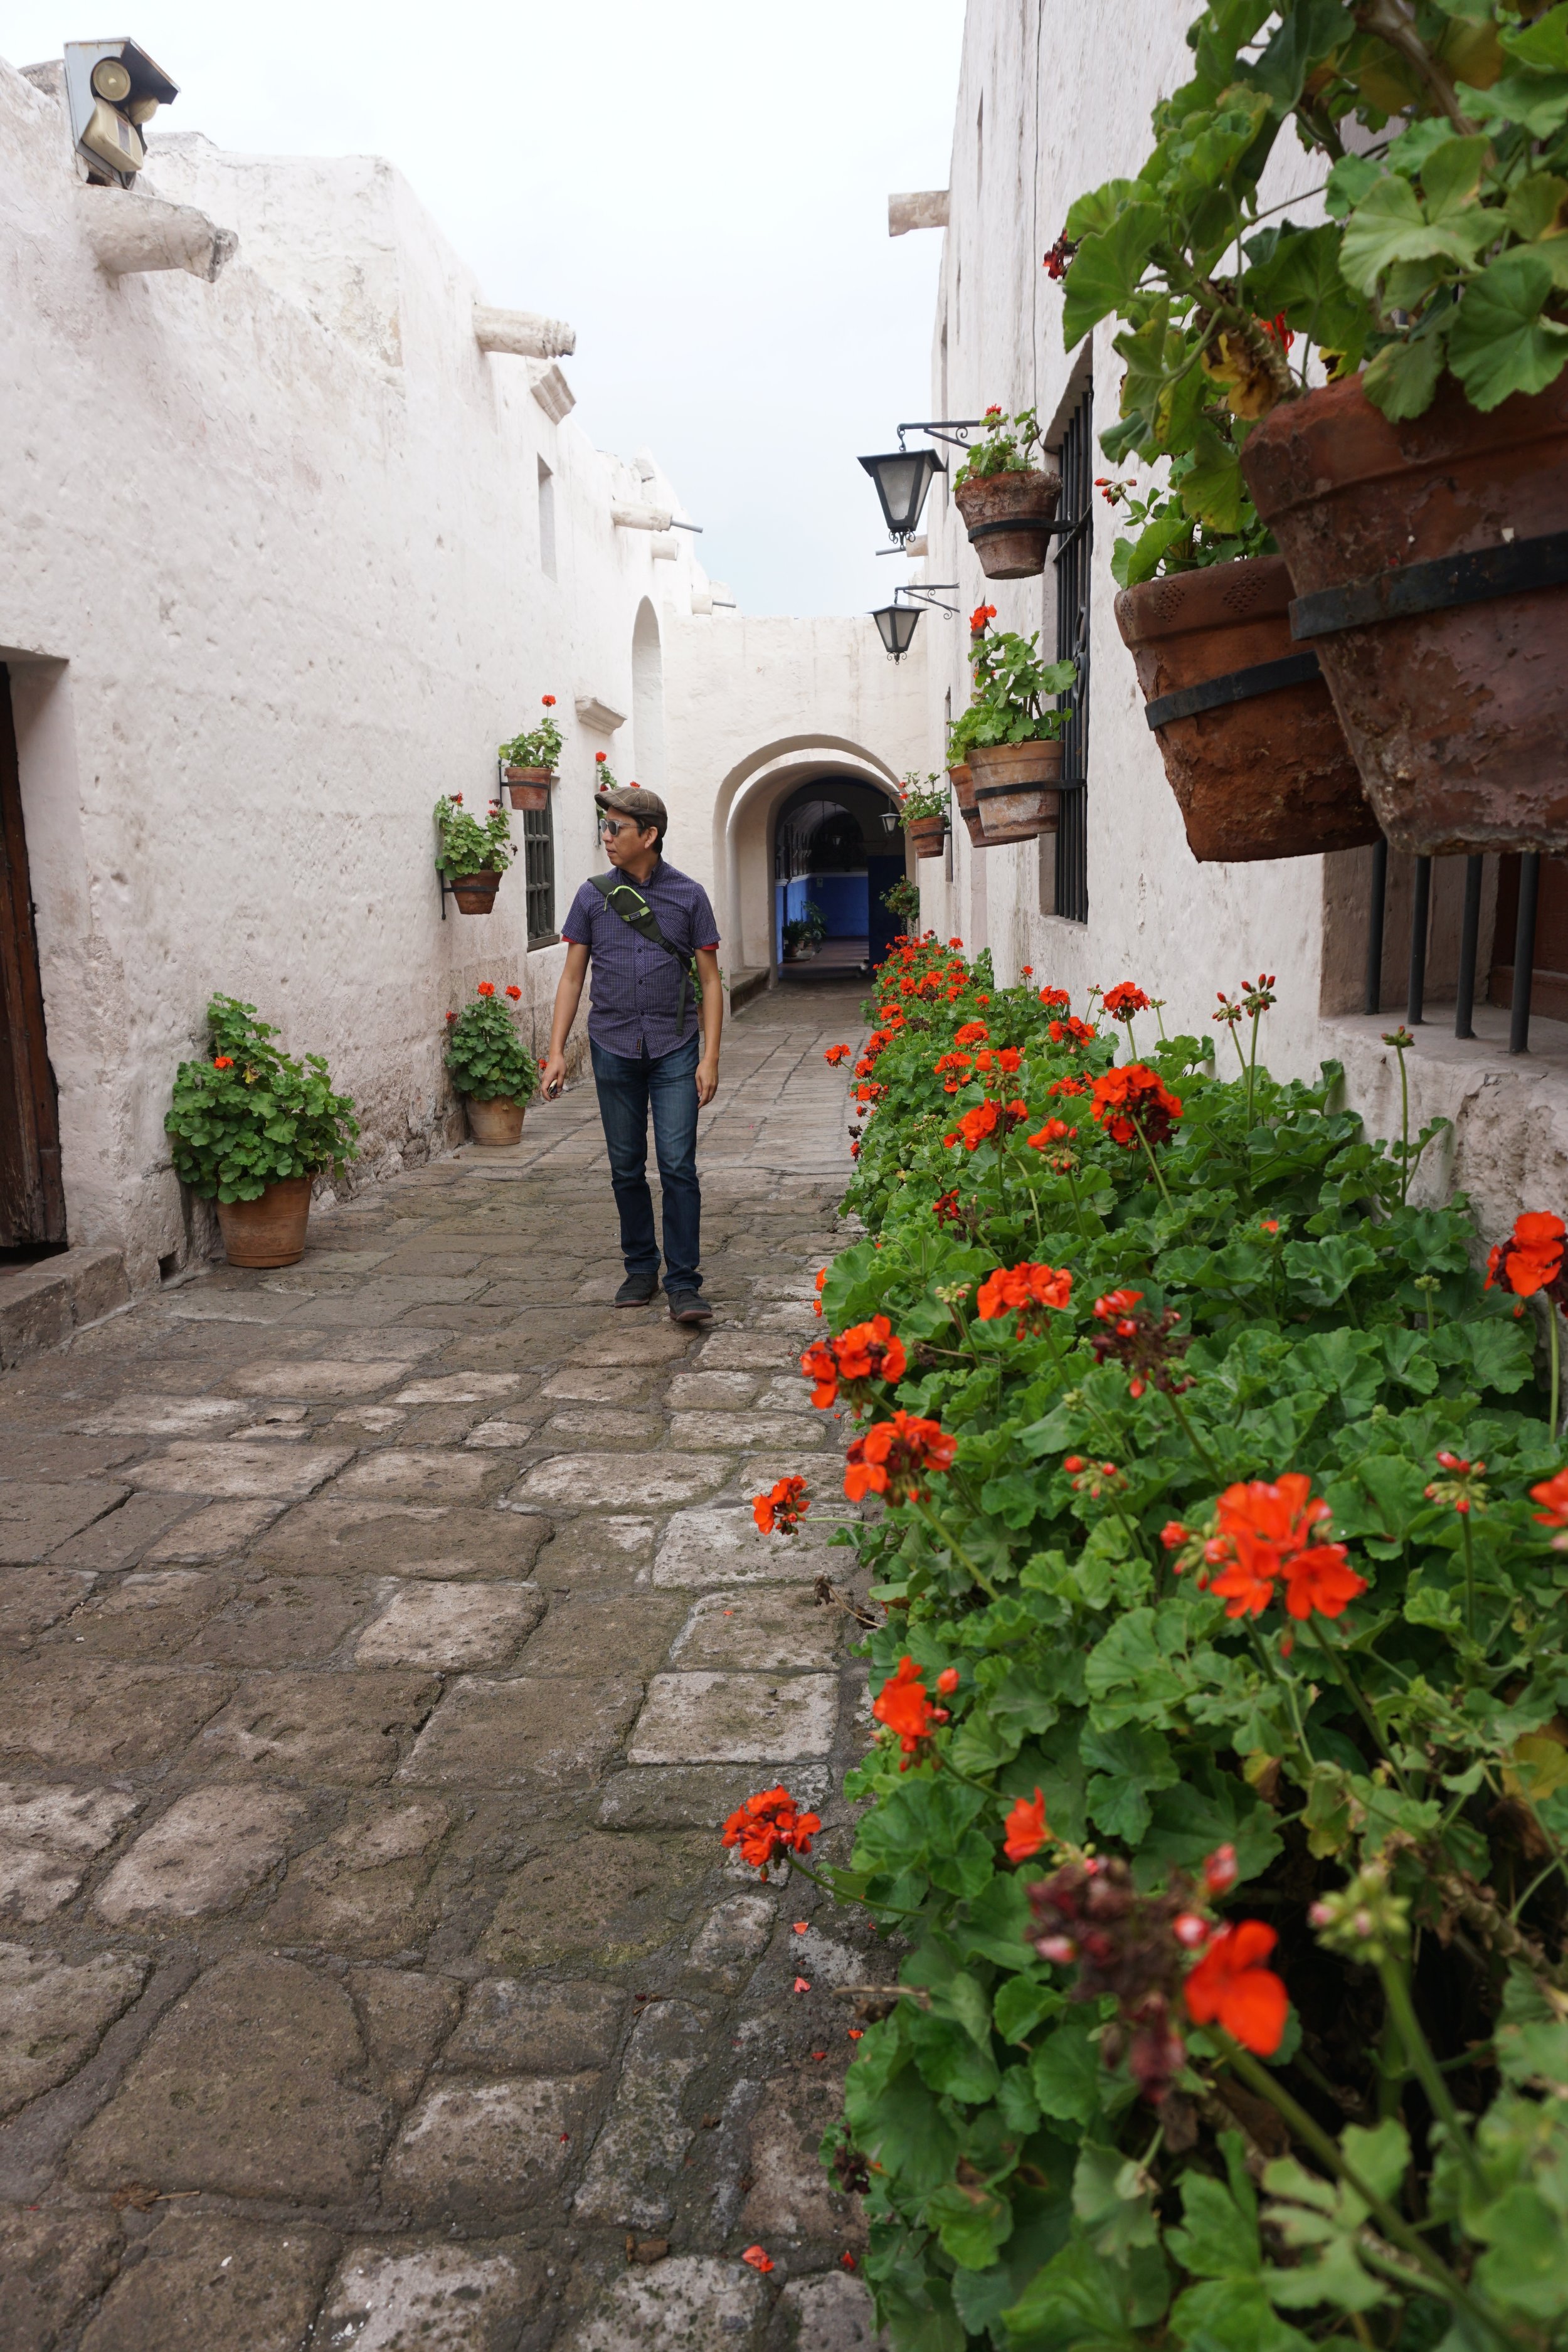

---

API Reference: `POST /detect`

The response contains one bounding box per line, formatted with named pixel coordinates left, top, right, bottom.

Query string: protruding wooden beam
left=888, top=191, right=949, bottom=236
left=474, top=304, right=576, bottom=359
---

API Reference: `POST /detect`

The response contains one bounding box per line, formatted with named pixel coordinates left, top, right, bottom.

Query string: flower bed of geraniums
left=443, top=980, right=539, bottom=1146
left=732, top=933, right=1568, bottom=2351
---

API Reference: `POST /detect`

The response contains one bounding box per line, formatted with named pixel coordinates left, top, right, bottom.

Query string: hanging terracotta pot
left=1241, top=370, right=1568, bottom=856
left=968, top=740, right=1062, bottom=843
left=1115, top=556, right=1378, bottom=863
left=906, top=815, right=948, bottom=859
left=466, top=1096, right=526, bottom=1146
left=502, top=765, right=552, bottom=812
left=215, top=1177, right=312, bottom=1268
left=954, top=467, right=1062, bottom=579
left=450, top=869, right=502, bottom=914
left=949, top=763, right=986, bottom=847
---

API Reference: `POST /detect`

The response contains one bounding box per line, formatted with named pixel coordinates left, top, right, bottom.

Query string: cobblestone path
left=0, top=974, right=887, bottom=2352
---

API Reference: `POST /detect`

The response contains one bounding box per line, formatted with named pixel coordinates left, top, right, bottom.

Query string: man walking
left=539, top=785, right=723, bottom=1324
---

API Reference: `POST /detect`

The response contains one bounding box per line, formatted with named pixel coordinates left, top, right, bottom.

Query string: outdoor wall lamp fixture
left=63, top=40, right=179, bottom=184
left=871, top=584, right=960, bottom=660
left=859, top=418, right=985, bottom=545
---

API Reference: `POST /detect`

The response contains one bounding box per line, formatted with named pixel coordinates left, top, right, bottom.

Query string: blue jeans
left=590, top=1033, right=703, bottom=1294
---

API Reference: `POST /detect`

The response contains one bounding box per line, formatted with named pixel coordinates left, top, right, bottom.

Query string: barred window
left=522, top=800, right=555, bottom=944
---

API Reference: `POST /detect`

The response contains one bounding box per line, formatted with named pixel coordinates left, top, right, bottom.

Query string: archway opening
left=772, top=776, right=904, bottom=977
left=631, top=600, right=665, bottom=793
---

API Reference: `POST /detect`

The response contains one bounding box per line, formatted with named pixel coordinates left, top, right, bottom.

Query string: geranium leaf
left=1450, top=248, right=1568, bottom=410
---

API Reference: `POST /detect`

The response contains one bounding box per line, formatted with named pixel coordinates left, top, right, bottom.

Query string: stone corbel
left=474, top=304, right=576, bottom=359
left=78, top=186, right=236, bottom=280
left=612, top=503, right=673, bottom=533
left=650, top=534, right=679, bottom=560
left=527, top=361, right=575, bottom=422
left=574, top=696, right=627, bottom=734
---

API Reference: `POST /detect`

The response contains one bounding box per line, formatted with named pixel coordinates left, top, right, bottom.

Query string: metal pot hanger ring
left=1290, top=527, right=1568, bottom=640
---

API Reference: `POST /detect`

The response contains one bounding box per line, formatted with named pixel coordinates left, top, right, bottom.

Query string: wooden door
left=0, top=665, right=66, bottom=1248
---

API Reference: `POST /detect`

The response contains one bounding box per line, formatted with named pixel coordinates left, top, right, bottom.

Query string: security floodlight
left=872, top=601, right=922, bottom=661
left=63, top=40, right=179, bottom=187
left=859, top=447, right=943, bottom=543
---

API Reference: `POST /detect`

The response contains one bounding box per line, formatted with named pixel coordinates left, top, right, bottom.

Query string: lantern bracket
left=896, top=418, right=987, bottom=450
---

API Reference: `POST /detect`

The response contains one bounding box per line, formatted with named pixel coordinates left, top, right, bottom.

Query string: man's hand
left=540, top=1052, right=568, bottom=1101
left=696, top=1056, right=720, bottom=1107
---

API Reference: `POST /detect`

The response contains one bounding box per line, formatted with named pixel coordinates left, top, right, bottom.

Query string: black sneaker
left=667, top=1291, right=714, bottom=1325
left=615, top=1271, right=659, bottom=1308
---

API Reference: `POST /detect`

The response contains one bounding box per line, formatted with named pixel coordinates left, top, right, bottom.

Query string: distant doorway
left=773, top=776, right=900, bottom=973
left=0, top=665, right=65, bottom=1250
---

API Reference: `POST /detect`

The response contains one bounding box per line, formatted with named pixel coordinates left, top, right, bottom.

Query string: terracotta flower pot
left=968, top=740, right=1062, bottom=842
left=1241, top=370, right=1568, bottom=855
left=954, top=467, right=1062, bottom=580
left=465, top=1096, right=526, bottom=1147
left=1115, top=556, right=1378, bottom=864
left=215, top=1176, right=312, bottom=1269
left=949, top=762, right=986, bottom=847
left=450, top=869, right=502, bottom=914
left=906, top=814, right=948, bottom=858
left=502, top=766, right=551, bottom=812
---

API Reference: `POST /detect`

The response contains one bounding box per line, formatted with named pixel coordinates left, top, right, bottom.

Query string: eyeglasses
left=598, top=818, right=640, bottom=838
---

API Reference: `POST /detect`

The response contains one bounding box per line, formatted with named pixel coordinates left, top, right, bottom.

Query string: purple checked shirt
left=561, top=859, right=721, bottom=1060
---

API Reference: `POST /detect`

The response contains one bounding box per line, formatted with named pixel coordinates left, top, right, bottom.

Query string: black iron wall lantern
left=859, top=447, right=945, bottom=544
left=872, top=600, right=923, bottom=660
left=871, top=583, right=960, bottom=660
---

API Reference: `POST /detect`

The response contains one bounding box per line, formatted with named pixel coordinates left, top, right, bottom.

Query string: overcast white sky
left=6, top=1, right=964, bottom=617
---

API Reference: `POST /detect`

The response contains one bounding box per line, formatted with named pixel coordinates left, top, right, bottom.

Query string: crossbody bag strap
left=588, top=872, right=699, bottom=1038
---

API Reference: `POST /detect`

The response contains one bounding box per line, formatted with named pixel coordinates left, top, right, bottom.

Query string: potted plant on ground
left=896, top=771, right=950, bottom=857
left=953, top=405, right=1062, bottom=578
left=497, top=696, right=563, bottom=810
left=166, top=995, right=358, bottom=1267
left=948, top=609, right=1076, bottom=843
left=1059, top=0, right=1568, bottom=857
left=443, top=981, right=539, bottom=1146
left=781, top=903, right=826, bottom=962
left=435, top=793, right=513, bottom=914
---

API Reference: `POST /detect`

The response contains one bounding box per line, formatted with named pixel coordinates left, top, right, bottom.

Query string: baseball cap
left=595, top=784, right=669, bottom=830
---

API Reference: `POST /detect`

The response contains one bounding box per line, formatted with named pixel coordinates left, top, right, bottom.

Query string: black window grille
left=522, top=801, right=554, bottom=943
left=1052, top=380, right=1093, bottom=923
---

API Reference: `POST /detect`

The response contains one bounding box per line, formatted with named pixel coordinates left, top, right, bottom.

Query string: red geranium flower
left=1049, top=1016, right=1098, bottom=1049
left=1103, top=982, right=1151, bottom=1019
left=1485, top=1210, right=1565, bottom=1298
left=753, top=1475, right=809, bottom=1534
left=1531, top=1466, right=1568, bottom=1527
left=873, top=1655, right=940, bottom=1764
left=976, top=1261, right=1073, bottom=1335
left=824, top=1044, right=852, bottom=1066
left=844, top=1411, right=956, bottom=1504
left=954, top=1020, right=990, bottom=1045
left=1038, top=986, right=1070, bottom=1009
left=1090, top=1062, right=1183, bottom=1149
left=741, top=2245, right=775, bottom=2274
left=505, top=984, right=522, bottom=1000
left=1003, top=1786, right=1049, bottom=1862
left=832, top=1315, right=908, bottom=1386
left=800, top=1341, right=838, bottom=1408
left=213, top=1056, right=234, bottom=1070
left=968, top=605, right=997, bottom=635
left=1281, top=1544, right=1368, bottom=1620
left=476, top=982, right=495, bottom=997
left=1182, top=1920, right=1289, bottom=2055
left=541, top=692, right=556, bottom=706
left=933, top=1188, right=963, bottom=1225
left=1048, top=1076, right=1086, bottom=1098
left=721, top=1786, right=822, bottom=1873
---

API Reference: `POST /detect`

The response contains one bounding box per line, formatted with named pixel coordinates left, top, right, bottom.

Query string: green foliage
left=948, top=620, right=1076, bottom=759
left=901, top=772, right=953, bottom=824
left=166, top=994, right=358, bottom=1204
left=954, top=406, right=1046, bottom=487
left=497, top=697, right=564, bottom=771
left=1049, top=0, right=1568, bottom=581
left=433, top=793, right=513, bottom=879
left=800, top=936, right=1568, bottom=2349
left=442, top=985, right=539, bottom=1104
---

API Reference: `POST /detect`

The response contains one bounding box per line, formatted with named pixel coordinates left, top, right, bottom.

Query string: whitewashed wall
left=0, top=61, right=714, bottom=1282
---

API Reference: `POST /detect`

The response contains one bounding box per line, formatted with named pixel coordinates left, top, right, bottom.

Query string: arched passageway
left=712, top=741, right=906, bottom=985
left=632, top=600, right=665, bottom=792
left=772, top=776, right=906, bottom=977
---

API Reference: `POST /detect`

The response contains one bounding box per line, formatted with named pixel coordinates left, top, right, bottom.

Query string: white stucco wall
left=0, top=61, right=716, bottom=1281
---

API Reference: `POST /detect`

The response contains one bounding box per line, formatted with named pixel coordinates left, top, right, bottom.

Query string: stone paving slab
left=0, top=975, right=887, bottom=2346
